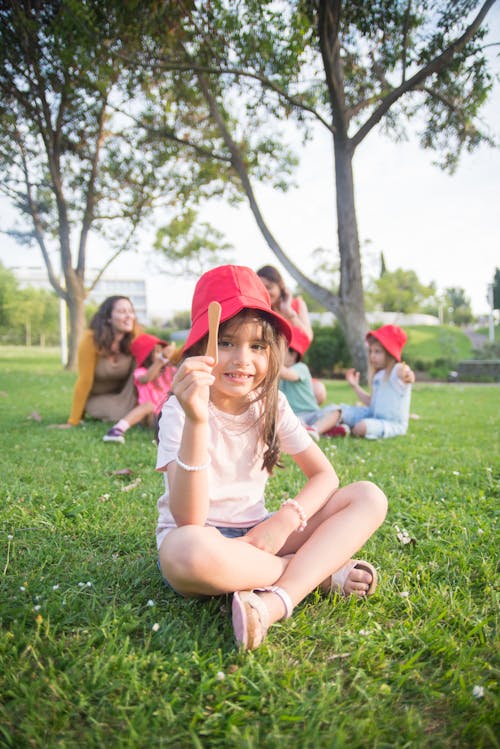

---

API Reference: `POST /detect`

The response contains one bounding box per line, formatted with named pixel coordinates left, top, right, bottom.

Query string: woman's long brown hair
left=182, top=309, right=287, bottom=473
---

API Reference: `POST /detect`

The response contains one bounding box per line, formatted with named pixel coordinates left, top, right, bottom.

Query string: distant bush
left=305, top=324, right=351, bottom=377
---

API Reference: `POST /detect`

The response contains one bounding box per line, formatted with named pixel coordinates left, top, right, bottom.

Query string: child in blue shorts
left=279, top=328, right=349, bottom=439
left=331, top=325, right=415, bottom=439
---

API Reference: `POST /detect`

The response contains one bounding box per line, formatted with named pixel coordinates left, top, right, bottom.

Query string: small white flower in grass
left=52, top=584, right=59, bottom=591
left=399, top=591, right=410, bottom=598
left=151, top=622, right=160, bottom=632
left=147, top=599, right=155, bottom=607
left=78, top=582, right=85, bottom=587
left=216, top=671, right=225, bottom=681
left=472, top=685, right=484, bottom=699
left=8, top=534, right=13, bottom=540
left=368, top=472, right=373, bottom=477
left=86, top=581, right=92, bottom=588
left=359, top=629, right=370, bottom=636
left=452, top=471, right=460, bottom=476
left=33, top=605, right=41, bottom=611
left=20, top=586, right=26, bottom=592
left=477, top=528, right=484, bottom=535
left=395, top=525, right=416, bottom=545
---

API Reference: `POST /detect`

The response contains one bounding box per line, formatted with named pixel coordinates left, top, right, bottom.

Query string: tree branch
left=350, top=0, right=496, bottom=150
left=197, top=72, right=340, bottom=315
left=401, top=0, right=412, bottom=84
left=15, top=131, right=64, bottom=299
left=318, top=0, right=346, bottom=137
left=77, top=92, right=109, bottom=275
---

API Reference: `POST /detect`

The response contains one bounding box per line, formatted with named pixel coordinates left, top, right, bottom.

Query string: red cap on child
left=288, top=326, right=311, bottom=359
left=366, top=325, right=407, bottom=362
left=131, top=333, right=169, bottom=367
left=183, top=265, right=292, bottom=351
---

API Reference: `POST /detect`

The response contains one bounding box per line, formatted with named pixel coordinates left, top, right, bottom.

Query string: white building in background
left=11, top=266, right=149, bottom=324
left=310, top=311, right=439, bottom=327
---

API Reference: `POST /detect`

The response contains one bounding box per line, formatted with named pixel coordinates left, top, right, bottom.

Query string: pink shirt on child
left=155, top=391, right=311, bottom=549
left=133, top=365, right=176, bottom=416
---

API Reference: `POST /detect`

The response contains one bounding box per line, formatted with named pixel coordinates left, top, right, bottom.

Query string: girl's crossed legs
left=159, top=480, right=387, bottom=634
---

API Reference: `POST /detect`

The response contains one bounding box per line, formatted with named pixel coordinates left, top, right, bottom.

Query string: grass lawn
left=0, top=348, right=498, bottom=748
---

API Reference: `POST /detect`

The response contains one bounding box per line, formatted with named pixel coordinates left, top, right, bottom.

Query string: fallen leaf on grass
left=121, top=477, right=142, bottom=492
left=109, top=468, right=134, bottom=476
left=27, top=411, right=42, bottom=422
left=0, top=391, right=8, bottom=397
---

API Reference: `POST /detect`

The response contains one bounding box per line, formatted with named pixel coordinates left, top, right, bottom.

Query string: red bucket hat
left=366, top=325, right=407, bottom=362
left=130, top=333, right=169, bottom=367
left=288, top=326, right=311, bottom=360
left=183, top=265, right=292, bottom=351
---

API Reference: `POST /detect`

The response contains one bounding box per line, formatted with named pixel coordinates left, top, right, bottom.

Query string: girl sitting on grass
left=103, top=334, right=176, bottom=443
left=328, top=325, right=415, bottom=440
left=155, top=265, right=387, bottom=650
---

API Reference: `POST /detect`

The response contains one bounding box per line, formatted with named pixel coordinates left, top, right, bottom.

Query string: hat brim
left=184, top=294, right=292, bottom=352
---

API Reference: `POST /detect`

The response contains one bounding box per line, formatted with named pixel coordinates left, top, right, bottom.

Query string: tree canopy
left=1, top=0, right=497, bottom=373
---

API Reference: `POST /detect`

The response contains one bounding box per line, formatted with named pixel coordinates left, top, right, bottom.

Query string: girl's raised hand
left=345, top=368, right=360, bottom=387
left=171, top=355, right=215, bottom=423
left=279, top=289, right=293, bottom=316
left=399, top=362, right=415, bottom=384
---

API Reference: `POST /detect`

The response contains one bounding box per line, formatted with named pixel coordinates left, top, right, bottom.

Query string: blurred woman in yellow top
left=60, top=296, right=141, bottom=427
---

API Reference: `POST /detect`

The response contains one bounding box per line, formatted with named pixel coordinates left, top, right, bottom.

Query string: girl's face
left=368, top=340, right=389, bottom=371
left=210, top=318, right=270, bottom=409
left=110, top=299, right=135, bottom=335
left=259, top=278, right=281, bottom=308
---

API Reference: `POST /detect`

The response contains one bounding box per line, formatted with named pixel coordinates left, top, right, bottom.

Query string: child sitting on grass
left=279, top=329, right=349, bottom=439
left=328, top=325, right=415, bottom=440
left=155, top=265, right=387, bottom=650
left=103, top=334, right=176, bottom=443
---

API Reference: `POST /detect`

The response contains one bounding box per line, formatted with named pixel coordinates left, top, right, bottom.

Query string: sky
left=1, top=8, right=499, bottom=321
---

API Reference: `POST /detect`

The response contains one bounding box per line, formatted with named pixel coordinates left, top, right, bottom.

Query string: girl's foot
left=320, top=559, right=378, bottom=598
left=232, top=586, right=293, bottom=650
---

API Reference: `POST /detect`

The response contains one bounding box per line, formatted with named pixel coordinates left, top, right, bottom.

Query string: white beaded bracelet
left=175, top=455, right=211, bottom=472
left=281, top=498, right=307, bottom=532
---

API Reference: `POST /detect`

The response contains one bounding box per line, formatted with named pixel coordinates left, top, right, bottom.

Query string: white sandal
left=232, top=586, right=293, bottom=650
left=329, top=559, right=378, bottom=597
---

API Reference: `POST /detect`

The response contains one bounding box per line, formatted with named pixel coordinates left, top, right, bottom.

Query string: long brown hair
left=183, top=309, right=287, bottom=473
left=89, top=296, right=135, bottom=355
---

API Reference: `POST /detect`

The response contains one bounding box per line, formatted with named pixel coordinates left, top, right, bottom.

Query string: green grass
left=1, top=348, right=498, bottom=748
left=404, top=325, right=473, bottom=364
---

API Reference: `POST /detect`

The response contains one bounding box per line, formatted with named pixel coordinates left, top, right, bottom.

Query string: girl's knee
left=352, top=421, right=366, bottom=437
left=354, top=480, right=388, bottom=522
left=159, top=526, right=221, bottom=588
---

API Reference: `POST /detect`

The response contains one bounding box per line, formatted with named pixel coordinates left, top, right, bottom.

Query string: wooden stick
left=206, top=301, right=222, bottom=364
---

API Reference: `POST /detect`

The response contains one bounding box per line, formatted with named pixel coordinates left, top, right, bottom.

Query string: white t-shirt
left=155, top=391, right=311, bottom=548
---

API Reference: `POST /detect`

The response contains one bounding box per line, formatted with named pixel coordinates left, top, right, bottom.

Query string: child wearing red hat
left=103, top=334, right=176, bottom=443
left=279, top=328, right=349, bottom=439
left=329, top=325, right=415, bottom=440
left=155, top=265, right=387, bottom=650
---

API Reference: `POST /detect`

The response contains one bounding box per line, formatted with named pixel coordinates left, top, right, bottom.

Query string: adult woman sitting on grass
left=58, top=296, right=141, bottom=428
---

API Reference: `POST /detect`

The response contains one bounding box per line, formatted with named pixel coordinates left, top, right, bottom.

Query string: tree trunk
left=65, top=275, right=87, bottom=370
left=333, top=134, right=368, bottom=378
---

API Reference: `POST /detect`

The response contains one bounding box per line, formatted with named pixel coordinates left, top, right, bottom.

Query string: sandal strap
left=256, top=585, right=294, bottom=619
